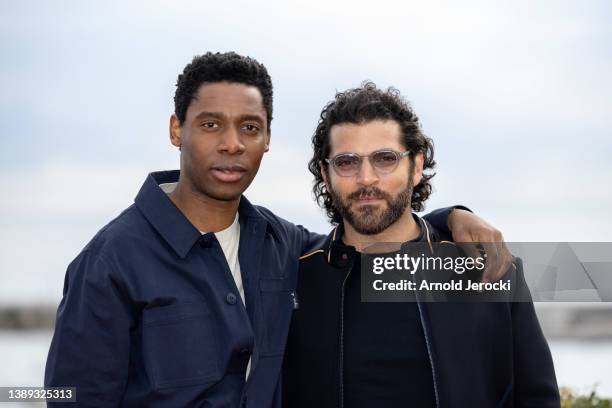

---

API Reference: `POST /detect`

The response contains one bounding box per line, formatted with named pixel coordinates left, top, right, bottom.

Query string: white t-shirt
left=211, top=213, right=251, bottom=379
left=159, top=182, right=251, bottom=378
left=212, top=213, right=245, bottom=305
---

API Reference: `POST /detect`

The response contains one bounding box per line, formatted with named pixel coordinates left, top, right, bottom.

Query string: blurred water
left=0, top=330, right=610, bottom=404
left=0, top=331, right=50, bottom=408
left=548, top=340, right=612, bottom=397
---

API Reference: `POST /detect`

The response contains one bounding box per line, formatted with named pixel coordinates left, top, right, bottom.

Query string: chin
left=195, top=184, right=243, bottom=202
left=212, top=188, right=245, bottom=201
left=352, top=223, right=387, bottom=236
left=199, top=176, right=253, bottom=201
left=354, top=204, right=385, bottom=216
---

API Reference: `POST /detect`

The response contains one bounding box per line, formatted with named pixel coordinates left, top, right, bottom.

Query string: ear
left=320, top=161, right=330, bottom=190
left=264, top=130, right=271, bottom=152
left=169, top=114, right=182, bottom=148
left=412, top=152, right=424, bottom=186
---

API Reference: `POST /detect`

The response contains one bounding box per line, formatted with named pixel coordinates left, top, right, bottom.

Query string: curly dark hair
left=174, top=51, right=273, bottom=129
left=309, top=81, right=436, bottom=225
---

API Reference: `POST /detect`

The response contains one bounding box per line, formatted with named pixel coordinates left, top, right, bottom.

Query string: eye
left=334, top=155, right=359, bottom=168
left=242, top=123, right=260, bottom=133
left=372, top=151, right=398, bottom=167
left=200, top=121, right=219, bottom=129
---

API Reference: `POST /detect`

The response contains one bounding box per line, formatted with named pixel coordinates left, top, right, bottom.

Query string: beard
left=328, top=180, right=413, bottom=235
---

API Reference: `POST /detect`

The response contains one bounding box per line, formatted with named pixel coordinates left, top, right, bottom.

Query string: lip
left=210, top=164, right=248, bottom=183
left=353, top=196, right=383, bottom=204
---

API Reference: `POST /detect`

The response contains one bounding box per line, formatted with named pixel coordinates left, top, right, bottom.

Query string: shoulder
left=68, top=204, right=153, bottom=283
left=253, top=204, right=326, bottom=242
left=83, top=204, right=150, bottom=256
left=252, top=204, right=293, bottom=232
left=298, top=226, right=335, bottom=264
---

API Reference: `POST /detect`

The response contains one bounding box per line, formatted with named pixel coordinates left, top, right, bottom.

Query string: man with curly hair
left=45, top=53, right=511, bottom=407
left=282, top=83, right=560, bottom=407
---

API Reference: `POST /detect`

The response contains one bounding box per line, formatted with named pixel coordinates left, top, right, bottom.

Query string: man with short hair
left=45, top=53, right=509, bottom=407
left=282, top=82, right=560, bottom=407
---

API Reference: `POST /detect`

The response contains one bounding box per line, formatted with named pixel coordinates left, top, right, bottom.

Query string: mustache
left=347, top=187, right=391, bottom=201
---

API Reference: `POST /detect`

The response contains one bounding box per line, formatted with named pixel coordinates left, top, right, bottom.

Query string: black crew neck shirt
left=343, top=256, right=436, bottom=408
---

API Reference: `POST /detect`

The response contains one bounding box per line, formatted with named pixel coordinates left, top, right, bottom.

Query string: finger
left=493, top=241, right=511, bottom=281
left=481, top=241, right=500, bottom=283
left=477, top=229, right=507, bottom=283
left=488, top=236, right=512, bottom=282
left=457, top=241, right=481, bottom=264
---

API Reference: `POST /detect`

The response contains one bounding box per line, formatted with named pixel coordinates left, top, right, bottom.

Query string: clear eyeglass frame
left=324, top=149, right=411, bottom=177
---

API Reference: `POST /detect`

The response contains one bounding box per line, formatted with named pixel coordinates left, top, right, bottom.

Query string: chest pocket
left=142, top=301, right=222, bottom=390
left=259, top=277, right=296, bottom=356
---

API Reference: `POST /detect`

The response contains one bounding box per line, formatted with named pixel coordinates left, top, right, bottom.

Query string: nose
left=218, top=127, right=246, bottom=155
left=356, top=158, right=379, bottom=186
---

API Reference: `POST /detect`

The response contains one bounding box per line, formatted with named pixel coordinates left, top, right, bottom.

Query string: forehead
left=328, top=120, right=403, bottom=156
left=186, top=81, right=266, bottom=120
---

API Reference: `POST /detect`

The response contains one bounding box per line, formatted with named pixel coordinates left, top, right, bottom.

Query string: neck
left=342, top=210, right=420, bottom=251
left=168, top=178, right=239, bottom=233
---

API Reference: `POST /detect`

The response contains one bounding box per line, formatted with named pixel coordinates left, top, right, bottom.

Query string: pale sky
left=1, top=0, right=611, bottom=304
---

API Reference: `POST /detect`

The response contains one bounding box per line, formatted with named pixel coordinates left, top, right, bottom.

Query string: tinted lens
left=333, top=154, right=360, bottom=175
left=371, top=150, right=399, bottom=171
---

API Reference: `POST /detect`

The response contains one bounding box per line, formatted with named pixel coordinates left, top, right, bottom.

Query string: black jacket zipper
left=339, top=266, right=351, bottom=408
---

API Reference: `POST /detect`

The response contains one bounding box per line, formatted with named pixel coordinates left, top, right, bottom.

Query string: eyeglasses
left=325, top=149, right=411, bottom=177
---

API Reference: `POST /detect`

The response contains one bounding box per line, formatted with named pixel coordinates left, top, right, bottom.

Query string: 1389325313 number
left=0, top=387, right=76, bottom=402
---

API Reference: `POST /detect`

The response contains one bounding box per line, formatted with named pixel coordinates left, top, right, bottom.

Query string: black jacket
left=282, top=216, right=560, bottom=408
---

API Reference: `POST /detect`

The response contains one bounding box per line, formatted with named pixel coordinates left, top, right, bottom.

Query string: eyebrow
left=193, top=111, right=224, bottom=121
left=193, top=111, right=265, bottom=124
left=239, top=114, right=265, bottom=123
left=332, top=148, right=398, bottom=156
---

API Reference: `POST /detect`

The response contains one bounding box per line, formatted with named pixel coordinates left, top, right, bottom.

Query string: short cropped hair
left=174, top=51, right=273, bottom=128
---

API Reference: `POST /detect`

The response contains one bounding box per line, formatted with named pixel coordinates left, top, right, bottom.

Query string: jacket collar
left=134, top=170, right=269, bottom=259
left=324, top=214, right=438, bottom=268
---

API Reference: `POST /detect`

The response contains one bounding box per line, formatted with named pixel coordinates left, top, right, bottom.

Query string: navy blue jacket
left=283, top=217, right=560, bottom=408
left=45, top=170, right=455, bottom=407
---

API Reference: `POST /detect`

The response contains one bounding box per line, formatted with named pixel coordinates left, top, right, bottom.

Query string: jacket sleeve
left=296, top=225, right=326, bottom=257
left=45, top=250, right=134, bottom=407
left=511, top=258, right=561, bottom=407
left=422, top=205, right=472, bottom=240
left=252, top=205, right=326, bottom=258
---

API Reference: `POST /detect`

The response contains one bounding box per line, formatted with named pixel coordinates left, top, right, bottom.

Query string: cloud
left=0, top=0, right=610, bottom=302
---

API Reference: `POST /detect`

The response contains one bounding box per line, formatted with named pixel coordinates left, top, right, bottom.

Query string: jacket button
left=226, top=293, right=237, bottom=305
left=341, top=253, right=348, bottom=260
